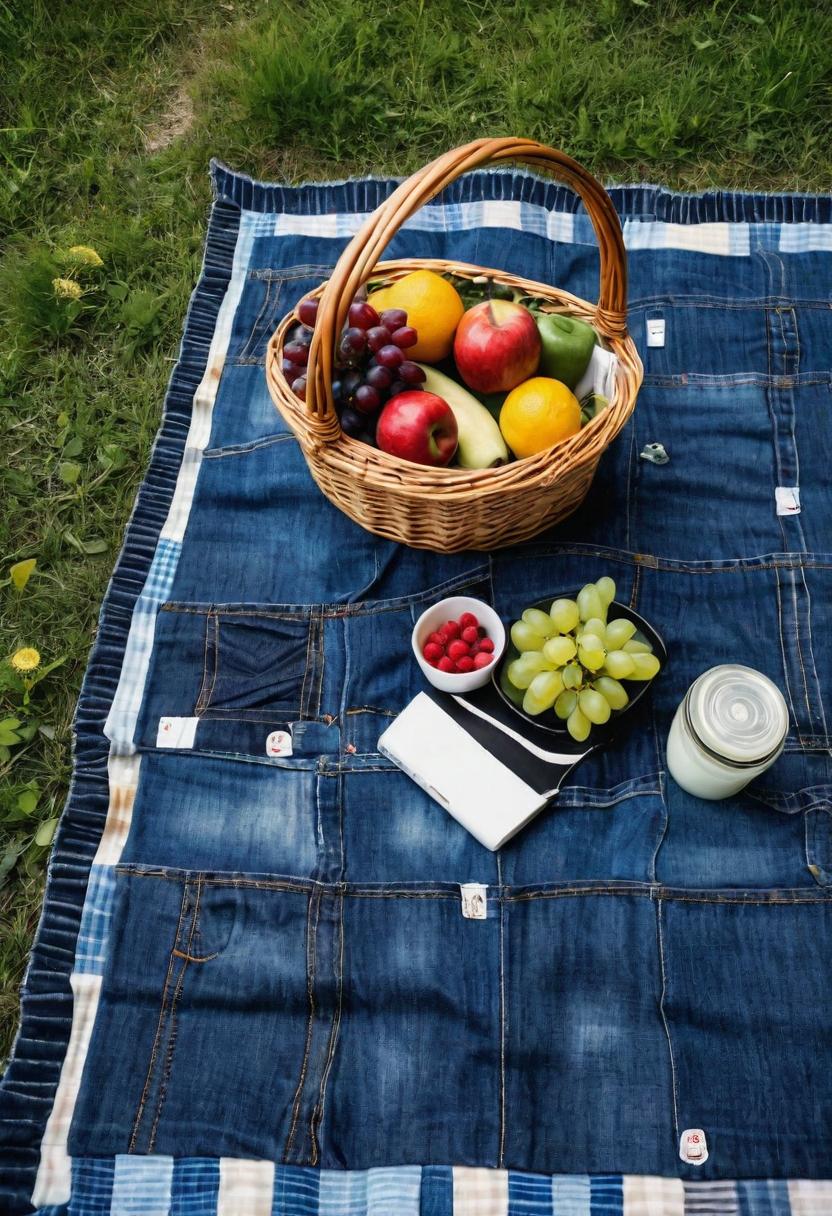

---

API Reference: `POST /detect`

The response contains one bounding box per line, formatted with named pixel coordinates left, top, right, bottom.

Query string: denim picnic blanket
left=3, top=162, right=832, bottom=1216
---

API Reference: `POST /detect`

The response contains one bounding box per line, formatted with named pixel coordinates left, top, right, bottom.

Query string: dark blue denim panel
left=69, top=869, right=312, bottom=1160
left=638, top=560, right=832, bottom=888
left=627, top=381, right=784, bottom=559
left=340, top=768, right=500, bottom=884
left=226, top=263, right=333, bottom=366
left=170, top=437, right=384, bottom=604
left=660, top=893, right=832, bottom=1179
left=120, top=754, right=319, bottom=876
left=205, top=364, right=291, bottom=451
left=498, top=775, right=666, bottom=888
left=502, top=891, right=675, bottom=1176
left=319, top=890, right=501, bottom=1169
left=778, top=251, right=832, bottom=372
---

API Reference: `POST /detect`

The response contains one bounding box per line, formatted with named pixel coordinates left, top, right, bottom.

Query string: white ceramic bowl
left=411, top=595, right=506, bottom=693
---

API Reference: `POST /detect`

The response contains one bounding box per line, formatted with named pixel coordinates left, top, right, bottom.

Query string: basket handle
left=305, top=137, right=628, bottom=435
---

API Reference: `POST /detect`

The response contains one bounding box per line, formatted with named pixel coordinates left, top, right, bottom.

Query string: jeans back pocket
left=198, top=608, right=319, bottom=721
left=133, top=602, right=325, bottom=755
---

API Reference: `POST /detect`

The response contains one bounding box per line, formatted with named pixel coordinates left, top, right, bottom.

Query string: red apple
left=453, top=299, right=541, bottom=393
left=376, top=391, right=458, bottom=466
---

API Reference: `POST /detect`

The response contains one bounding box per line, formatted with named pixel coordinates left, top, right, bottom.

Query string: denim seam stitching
left=774, top=570, right=804, bottom=747
left=128, top=880, right=191, bottom=1152
left=298, top=613, right=316, bottom=720
left=147, top=876, right=203, bottom=1151
left=240, top=275, right=277, bottom=361
left=655, top=898, right=680, bottom=1146
left=284, top=887, right=321, bottom=1163
left=800, top=566, right=829, bottom=740
left=203, top=433, right=295, bottom=460
left=195, top=610, right=218, bottom=715
left=309, top=892, right=345, bottom=1165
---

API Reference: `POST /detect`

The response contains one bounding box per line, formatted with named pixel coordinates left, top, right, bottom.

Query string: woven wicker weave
left=266, top=138, right=643, bottom=552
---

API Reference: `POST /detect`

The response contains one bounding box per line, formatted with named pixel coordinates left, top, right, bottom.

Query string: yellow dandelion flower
left=66, top=245, right=103, bottom=268
left=53, top=277, right=83, bottom=300
left=11, top=647, right=41, bottom=673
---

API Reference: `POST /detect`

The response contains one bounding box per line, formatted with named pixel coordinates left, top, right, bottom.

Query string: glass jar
left=666, top=664, right=789, bottom=800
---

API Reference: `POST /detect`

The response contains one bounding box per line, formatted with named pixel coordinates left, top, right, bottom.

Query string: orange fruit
left=381, top=270, right=464, bottom=362
left=499, top=377, right=581, bottom=458
left=368, top=286, right=391, bottom=313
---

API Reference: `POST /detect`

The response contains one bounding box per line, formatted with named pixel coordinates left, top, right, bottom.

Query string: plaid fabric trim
left=266, top=200, right=832, bottom=255
left=73, top=866, right=116, bottom=975
left=46, top=1163, right=832, bottom=1215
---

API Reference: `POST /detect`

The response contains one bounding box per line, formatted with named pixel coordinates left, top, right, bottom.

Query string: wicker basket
left=266, top=137, right=642, bottom=553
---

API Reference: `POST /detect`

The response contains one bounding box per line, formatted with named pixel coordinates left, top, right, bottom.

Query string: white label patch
left=460, top=883, right=488, bottom=919
left=646, top=318, right=666, bottom=347
left=680, top=1128, right=709, bottom=1165
left=266, top=729, right=293, bottom=758
left=156, top=716, right=199, bottom=749
left=775, top=485, right=801, bottom=516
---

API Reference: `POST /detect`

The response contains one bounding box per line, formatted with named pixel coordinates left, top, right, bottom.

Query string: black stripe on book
left=424, top=685, right=591, bottom=796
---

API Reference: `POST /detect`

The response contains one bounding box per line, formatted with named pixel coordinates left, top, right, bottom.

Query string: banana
left=417, top=364, right=509, bottom=469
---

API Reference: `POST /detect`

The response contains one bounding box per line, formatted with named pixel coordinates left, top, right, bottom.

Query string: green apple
left=535, top=313, right=597, bottom=389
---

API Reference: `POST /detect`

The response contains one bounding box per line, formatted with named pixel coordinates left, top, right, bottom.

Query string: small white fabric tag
left=646, top=318, right=666, bottom=347
left=265, top=729, right=293, bottom=758
left=775, top=485, right=800, bottom=516
left=156, top=716, right=199, bottom=749
left=460, top=883, right=488, bottom=920
left=679, top=1128, right=708, bottom=1165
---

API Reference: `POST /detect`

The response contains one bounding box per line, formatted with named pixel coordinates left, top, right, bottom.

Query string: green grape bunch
left=505, top=577, right=661, bottom=742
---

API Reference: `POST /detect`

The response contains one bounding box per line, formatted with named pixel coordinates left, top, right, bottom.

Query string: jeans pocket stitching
left=308, top=891, right=345, bottom=1165
left=146, top=877, right=204, bottom=1151
left=238, top=276, right=277, bottom=361
left=129, top=879, right=192, bottom=1153
left=195, top=611, right=219, bottom=716
left=284, top=887, right=321, bottom=1163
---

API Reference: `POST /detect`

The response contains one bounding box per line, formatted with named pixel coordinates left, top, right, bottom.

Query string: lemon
left=499, top=377, right=581, bottom=458
left=381, top=270, right=464, bottom=362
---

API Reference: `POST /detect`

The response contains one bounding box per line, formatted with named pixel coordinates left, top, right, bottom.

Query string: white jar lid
left=687, top=664, right=789, bottom=766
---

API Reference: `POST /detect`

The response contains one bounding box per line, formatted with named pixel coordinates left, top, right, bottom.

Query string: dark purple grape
left=331, top=378, right=343, bottom=402
left=284, top=341, right=309, bottom=366
left=391, top=325, right=418, bottom=349
left=281, top=357, right=297, bottom=377
left=366, top=325, right=392, bottom=353
left=379, top=308, right=407, bottom=331
left=366, top=364, right=393, bottom=391
left=348, top=301, right=381, bottom=330
left=341, top=370, right=363, bottom=400
left=354, top=384, right=381, bottom=414
left=376, top=344, right=404, bottom=369
left=341, top=326, right=367, bottom=355
left=288, top=323, right=312, bottom=346
left=340, top=408, right=364, bottom=437
left=398, top=360, right=426, bottom=385
left=389, top=380, right=420, bottom=398
left=291, top=376, right=307, bottom=400
left=298, top=297, right=319, bottom=327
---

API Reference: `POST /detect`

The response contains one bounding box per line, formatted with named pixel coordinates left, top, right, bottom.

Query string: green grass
left=1, top=0, right=831, bottom=1065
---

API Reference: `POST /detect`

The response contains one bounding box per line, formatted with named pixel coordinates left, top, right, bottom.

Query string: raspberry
left=441, top=620, right=461, bottom=640
left=455, top=655, right=475, bottom=673
left=478, top=637, right=494, bottom=653
left=423, top=641, right=443, bottom=662
left=458, top=611, right=479, bottom=630
left=447, top=639, right=470, bottom=660
left=473, top=651, right=493, bottom=669
left=437, top=656, right=457, bottom=673
left=460, top=625, right=479, bottom=645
